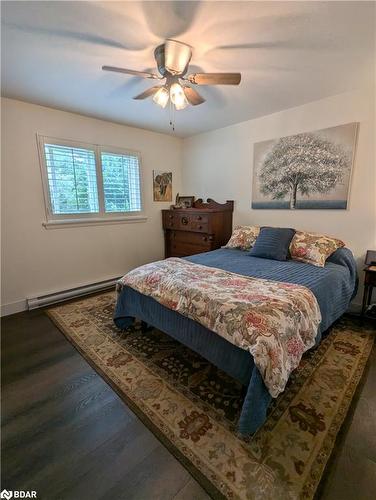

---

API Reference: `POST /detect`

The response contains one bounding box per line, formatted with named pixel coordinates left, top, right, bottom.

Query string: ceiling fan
left=102, top=39, right=241, bottom=111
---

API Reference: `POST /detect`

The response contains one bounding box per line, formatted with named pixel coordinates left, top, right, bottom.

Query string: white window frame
left=37, top=135, right=147, bottom=228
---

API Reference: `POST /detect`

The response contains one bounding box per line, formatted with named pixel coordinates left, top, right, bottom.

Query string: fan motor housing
left=154, top=42, right=191, bottom=77
left=154, top=44, right=166, bottom=76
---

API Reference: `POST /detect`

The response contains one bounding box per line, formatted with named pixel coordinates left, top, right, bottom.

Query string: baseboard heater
left=27, top=276, right=122, bottom=310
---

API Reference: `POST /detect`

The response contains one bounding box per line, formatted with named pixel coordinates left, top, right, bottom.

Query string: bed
left=114, top=247, right=358, bottom=434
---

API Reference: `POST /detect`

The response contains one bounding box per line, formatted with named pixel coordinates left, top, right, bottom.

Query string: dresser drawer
left=189, top=221, right=208, bottom=233
left=167, top=230, right=212, bottom=257
left=170, top=241, right=211, bottom=257
left=191, top=214, right=209, bottom=224
left=163, top=212, right=210, bottom=233
left=170, top=231, right=212, bottom=245
left=163, top=212, right=178, bottom=229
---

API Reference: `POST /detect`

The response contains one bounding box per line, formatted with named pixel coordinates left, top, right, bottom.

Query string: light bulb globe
left=153, top=87, right=169, bottom=108
left=170, top=83, right=189, bottom=110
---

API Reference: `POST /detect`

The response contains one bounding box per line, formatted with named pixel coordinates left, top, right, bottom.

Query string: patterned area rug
left=47, top=292, right=374, bottom=500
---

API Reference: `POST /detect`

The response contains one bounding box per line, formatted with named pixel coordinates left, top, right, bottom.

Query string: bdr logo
left=1, top=491, right=37, bottom=499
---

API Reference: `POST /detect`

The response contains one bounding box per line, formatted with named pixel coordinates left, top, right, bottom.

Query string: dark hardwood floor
left=1, top=309, right=375, bottom=499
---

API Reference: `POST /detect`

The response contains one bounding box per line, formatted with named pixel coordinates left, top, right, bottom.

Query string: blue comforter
left=114, top=247, right=357, bottom=434
left=186, top=247, right=358, bottom=336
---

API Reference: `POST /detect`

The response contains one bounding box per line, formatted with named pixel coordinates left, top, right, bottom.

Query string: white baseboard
left=1, top=299, right=28, bottom=317
left=1, top=276, right=121, bottom=317
left=27, top=276, right=120, bottom=310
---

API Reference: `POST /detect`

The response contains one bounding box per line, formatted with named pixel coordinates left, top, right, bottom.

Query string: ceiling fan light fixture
left=153, top=87, right=169, bottom=108
left=102, top=39, right=241, bottom=120
left=170, top=82, right=188, bottom=110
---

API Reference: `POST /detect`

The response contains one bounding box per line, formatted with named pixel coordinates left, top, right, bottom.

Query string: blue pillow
left=249, top=227, right=295, bottom=261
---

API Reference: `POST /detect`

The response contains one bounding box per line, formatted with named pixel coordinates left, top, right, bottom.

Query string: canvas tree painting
left=252, top=123, right=358, bottom=209
left=153, top=170, right=172, bottom=202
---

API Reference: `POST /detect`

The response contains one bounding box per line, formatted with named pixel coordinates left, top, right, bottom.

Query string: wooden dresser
left=162, top=198, right=234, bottom=258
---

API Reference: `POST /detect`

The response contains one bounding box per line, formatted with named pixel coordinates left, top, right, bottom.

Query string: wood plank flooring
left=1, top=310, right=375, bottom=499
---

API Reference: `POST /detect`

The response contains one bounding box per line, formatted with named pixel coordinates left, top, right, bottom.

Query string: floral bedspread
left=119, top=258, right=321, bottom=397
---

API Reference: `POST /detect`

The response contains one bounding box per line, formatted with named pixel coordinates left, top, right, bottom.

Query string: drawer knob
left=198, top=225, right=202, bottom=230
left=197, top=216, right=202, bottom=221
left=181, top=216, right=189, bottom=225
left=202, top=236, right=207, bottom=241
left=169, top=215, right=174, bottom=219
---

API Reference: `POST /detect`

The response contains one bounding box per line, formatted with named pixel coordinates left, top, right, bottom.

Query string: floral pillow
left=290, top=231, right=345, bottom=267
left=224, top=225, right=260, bottom=251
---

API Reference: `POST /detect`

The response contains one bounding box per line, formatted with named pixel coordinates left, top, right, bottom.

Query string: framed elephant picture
left=153, top=170, right=172, bottom=202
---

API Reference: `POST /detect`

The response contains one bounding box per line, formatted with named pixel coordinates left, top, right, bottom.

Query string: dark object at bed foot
left=361, top=266, right=376, bottom=320
left=140, top=320, right=154, bottom=331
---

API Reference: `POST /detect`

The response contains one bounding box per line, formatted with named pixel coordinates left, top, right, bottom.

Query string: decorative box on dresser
left=162, top=198, right=234, bottom=258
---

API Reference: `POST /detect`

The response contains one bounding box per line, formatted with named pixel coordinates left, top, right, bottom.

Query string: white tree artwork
left=252, top=123, right=358, bottom=210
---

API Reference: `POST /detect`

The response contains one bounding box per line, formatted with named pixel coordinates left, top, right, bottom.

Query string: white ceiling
left=1, top=1, right=375, bottom=137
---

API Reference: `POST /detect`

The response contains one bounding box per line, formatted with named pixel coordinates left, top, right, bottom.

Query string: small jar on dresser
left=162, top=198, right=234, bottom=258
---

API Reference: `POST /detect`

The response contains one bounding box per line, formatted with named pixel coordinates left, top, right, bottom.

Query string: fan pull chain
left=169, top=99, right=175, bottom=132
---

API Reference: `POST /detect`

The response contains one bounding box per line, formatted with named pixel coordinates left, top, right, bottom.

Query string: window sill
left=42, top=215, right=148, bottom=229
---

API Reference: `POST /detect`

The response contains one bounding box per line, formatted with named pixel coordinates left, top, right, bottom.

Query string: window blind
left=40, top=137, right=143, bottom=222
left=44, top=143, right=99, bottom=214
left=101, top=152, right=142, bottom=212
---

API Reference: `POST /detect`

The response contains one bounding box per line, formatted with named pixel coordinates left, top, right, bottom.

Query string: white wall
left=182, top=88, right=376, bottom=306
left=2, top=88, right=375, bottom=315
left=1, top=98, right=182, bottom=315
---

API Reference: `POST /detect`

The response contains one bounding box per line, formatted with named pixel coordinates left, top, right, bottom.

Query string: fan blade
left=164, top=39, right=192, bottom=75
left=183, top=87, right=205, bottom=106
left=133, top=86, right=162, bottom=100
left=102, top=66, right=160, bottom=79
left=187, top=73, right=241, bottom=85
left=4, top=22, right=148, bottom=51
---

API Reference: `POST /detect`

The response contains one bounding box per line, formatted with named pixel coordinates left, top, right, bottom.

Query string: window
left=38, top=136, right=145, bottom=227
left=44, top=143, right=99, bottom=215
left=101, top=151, right=141, bottom=213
